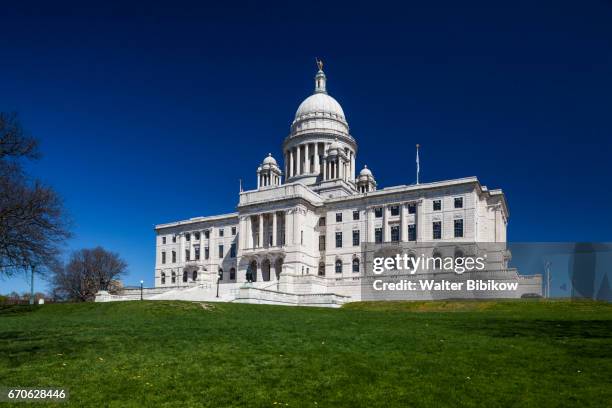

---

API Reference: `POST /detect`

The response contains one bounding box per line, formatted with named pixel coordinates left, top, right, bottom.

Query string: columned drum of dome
left=283, top=64, right=357, bottom=188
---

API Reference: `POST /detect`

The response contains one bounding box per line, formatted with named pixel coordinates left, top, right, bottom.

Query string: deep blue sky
left=1, top=1, right=611, bottom=293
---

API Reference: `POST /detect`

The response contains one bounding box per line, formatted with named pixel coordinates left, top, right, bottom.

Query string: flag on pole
left=416, top=144, right=420, bottom=185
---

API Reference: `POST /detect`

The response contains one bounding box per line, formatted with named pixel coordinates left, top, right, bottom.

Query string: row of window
left=433, top=219, right=464, bottom=239
left=161, top=243, right=237, bottom=264
left=321, top=219, right=463, bottom=249
left=326, top=204, right=419, bottom=226
left=160, top=267, right=237, bottom=284
left=433, top=197, right=463, bottom=211
left=160, top=227, right=237, bottom=245
left=317, top=258, right=360, bottom=275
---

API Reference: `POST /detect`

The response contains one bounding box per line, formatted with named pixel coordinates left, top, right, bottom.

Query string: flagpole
left=416, top=144, right=420, bottom=185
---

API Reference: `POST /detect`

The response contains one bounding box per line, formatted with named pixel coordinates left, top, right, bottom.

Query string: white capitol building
left=97, top=62, right=541, bottom=306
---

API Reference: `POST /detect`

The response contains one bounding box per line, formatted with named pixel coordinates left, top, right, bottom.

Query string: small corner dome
left=360, top=165, right=373, bottom=177
left=295, top=93, right=345, bottom=121
left=263, top=153, right=277, bottom=165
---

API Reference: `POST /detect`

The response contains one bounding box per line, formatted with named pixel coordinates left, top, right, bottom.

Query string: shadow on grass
left=0, top=304, right=40, bottom=316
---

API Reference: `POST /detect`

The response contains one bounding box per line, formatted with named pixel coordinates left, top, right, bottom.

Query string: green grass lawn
left=1, top=300, right=611, bottom=407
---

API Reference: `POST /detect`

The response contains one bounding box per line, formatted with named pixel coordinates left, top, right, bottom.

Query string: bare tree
left=0, top=113, right=38, bottom=160
left=51, top=247, right=127, bottom=301
left=0, top=112, right=70, bottom=277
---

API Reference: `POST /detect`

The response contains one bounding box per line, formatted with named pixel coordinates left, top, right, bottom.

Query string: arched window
left=192, top=270, right=198, bottom=281
left=171, top=271, right=176, bottom=284
left=318, top=262, right=325, bottom=276
left=352, top=258, right=360, bottom=273
left=335, top=259, right=343, bottom=274
left=230, top=267, right=236, bottom=280
left=161, top=272, right=166, bottom=285
left=183, top=271, right=188, bottom=282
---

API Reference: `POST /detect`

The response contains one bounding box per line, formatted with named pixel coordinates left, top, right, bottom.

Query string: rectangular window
left=319, top=235, right=326, bottom=251
left=454, top=219, right=464, bottom=238
left=162, top=236, right=166, bottom=245
left=301, top=230, right=304, bottom=245
left=172, top=251, right=176, bottom=263
left=230, top=243, right=236, bottom=258
left=335, top=232, right=343, bottom=248
left=375, top=207, right=383, bottom=218
left=204, top=230, right=210, bottom=239
left=231, top=226, right=236, bottom=235
left=353, top=210, right=360, bottom=220
left=161, top=252, right=166, bottom=264
left=454, top=197, right=463, bottom=209
left=194, top=246, right=200, bottom=260
left=219, top=229, right=224, bottom=237
left=218, top=245, right=224, bottom=258
left=230, top=268, right=236, bottom=280
left=185, top=233, right=191, bottom=242
left=336, top=212, right=342, bottom=222
left=352, top=230, right=360, bottom=246
left=319, top=217, right=326, bottom=227
left=408, top=224, right=416, bottom=241
left=172, top=235, right=176, bottom=243
left=433, top=200, right=441, bottom=211
left=194, top=232, right=200, bottom=241
left=408, top=203, right=416, bottom=214
left=391, top=225, right=400, bottom=242
left=375, top=227, right=383, bottom=243
left=185, top=249, right=190, bottom=261
left=433, top=221, right=442, bottom=240
left=205, top=247, right=209, bottom=260
left=390, top=205, right=399, bottom=216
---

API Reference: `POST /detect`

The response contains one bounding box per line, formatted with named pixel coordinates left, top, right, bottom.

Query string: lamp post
left=545, top=261, right=552, bottom=299
left=29, top=265, right=35, bottom=305
left=140, top=280, right=144, bottom=301
left=216, top=269, right=222, bottom=298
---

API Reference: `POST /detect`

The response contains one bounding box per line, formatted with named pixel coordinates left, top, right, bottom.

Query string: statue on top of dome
left=316, top=58, right=324, bottom=71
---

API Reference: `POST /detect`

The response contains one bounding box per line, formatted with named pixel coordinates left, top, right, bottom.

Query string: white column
left=239, top=216, right=246, bottom=251
left=400, top=203, right=407, bottom=242
left=322, top=156, right=326, bottom=180
left=383, top=206, right=389, bottom=242
left=284, top=152, right=288, bottom=178
left=272, top=212, right=277, bottom=247
left=296, top=145, right=301, bottom=176
left=416, top=200, right=423, bottom=242
left=179, top=233, right=185, bottom=263
left=289, top=149, right=294, bottom=178
left=285, top=210, right=293, bottom=246
left=258, top=214, right=264, bottom=248
left=314, top=143, right=320, bottom=175
left=246, top=216, right=252, bottom=248
left=351, top=152, right=355, bottom=181
left=305, top=143, right=310, bottom=174
left=368, top=208, right=375, bottom=242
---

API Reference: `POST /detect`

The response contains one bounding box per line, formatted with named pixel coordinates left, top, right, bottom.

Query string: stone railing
left=239, top=183, right=323, bottom=207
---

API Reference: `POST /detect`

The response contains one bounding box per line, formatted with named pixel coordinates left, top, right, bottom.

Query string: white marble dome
left=294, top=93, right=345, bottom=122
left=263, top=153, right=277, bottom=165
left=359, top=165, right=372, bottom=177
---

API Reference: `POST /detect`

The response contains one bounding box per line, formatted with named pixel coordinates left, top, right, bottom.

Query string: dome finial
left=314, top=58, right=327, bottom=94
